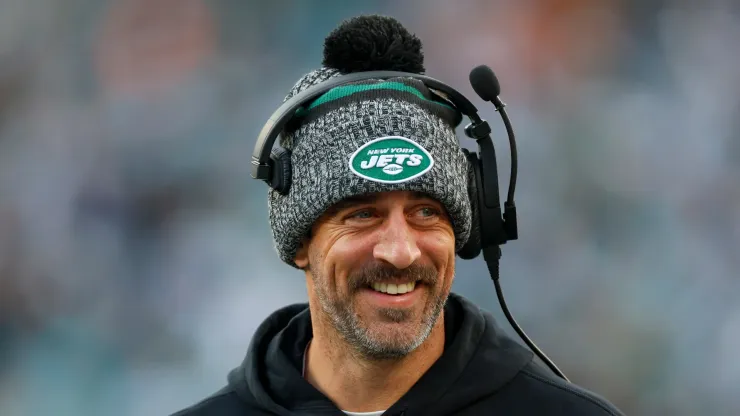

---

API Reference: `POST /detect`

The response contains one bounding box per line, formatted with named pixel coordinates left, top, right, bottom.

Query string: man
left=173, top=15, right=624, bottom=416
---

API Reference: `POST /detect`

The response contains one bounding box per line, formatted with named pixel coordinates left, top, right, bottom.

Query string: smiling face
left=294, top=190, right=457, bottom=360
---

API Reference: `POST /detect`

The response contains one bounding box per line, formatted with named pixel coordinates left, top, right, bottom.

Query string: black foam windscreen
left=469, top=65, right=501, bottom=102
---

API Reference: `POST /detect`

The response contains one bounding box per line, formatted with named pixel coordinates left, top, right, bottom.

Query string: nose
left=372, top=210, right=421, bottom=269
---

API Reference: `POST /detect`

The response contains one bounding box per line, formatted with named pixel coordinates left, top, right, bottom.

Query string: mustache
left=348, top=262, right=438, bottom=292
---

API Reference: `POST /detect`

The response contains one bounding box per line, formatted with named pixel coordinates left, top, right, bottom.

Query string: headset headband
left=250, top=70, right=483, bottom=182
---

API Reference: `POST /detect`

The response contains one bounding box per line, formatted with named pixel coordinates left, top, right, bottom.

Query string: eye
left=347, top=209, right=374, bottom=220
left=415, top=206, right=441, bottom=219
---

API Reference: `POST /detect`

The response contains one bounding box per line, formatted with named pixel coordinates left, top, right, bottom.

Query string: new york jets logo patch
left=348, top=136, right=434, bottom=184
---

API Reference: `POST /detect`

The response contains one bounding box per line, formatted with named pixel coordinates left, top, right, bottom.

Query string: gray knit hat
left=267, top=15, right=472, bottom=268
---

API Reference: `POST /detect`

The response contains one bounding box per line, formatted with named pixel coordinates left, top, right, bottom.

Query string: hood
left=226, top=293, right=534, bottom=415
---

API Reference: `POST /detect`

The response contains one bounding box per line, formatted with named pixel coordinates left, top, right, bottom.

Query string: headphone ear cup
left=269, top=148, right=293, bottom=195
left=458, top=149, right=482, bottom=260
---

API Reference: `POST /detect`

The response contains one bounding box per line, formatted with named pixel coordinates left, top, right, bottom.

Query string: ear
left=294, top=238, right=310, bottom=269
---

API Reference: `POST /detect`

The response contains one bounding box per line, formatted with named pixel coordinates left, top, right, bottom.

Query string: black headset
left=250, top=65, right=569, bottom=382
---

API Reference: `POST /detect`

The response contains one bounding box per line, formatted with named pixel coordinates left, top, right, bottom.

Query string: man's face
left=295, top=190, right=456, bottom=360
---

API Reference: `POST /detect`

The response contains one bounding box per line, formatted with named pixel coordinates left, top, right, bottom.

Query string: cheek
left=419, top=231, right=456, bottom=281
left=320, top=233, right=376, bottom=291
left=331, top=228, right=380, bottom=260
left=426, top=229, right=455, bottom=258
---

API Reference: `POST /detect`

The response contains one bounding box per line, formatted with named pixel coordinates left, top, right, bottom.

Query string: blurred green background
left=0, top=0, right=738, bottom=415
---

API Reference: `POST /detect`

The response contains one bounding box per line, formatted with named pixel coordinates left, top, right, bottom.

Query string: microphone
left=468, top=64, right=567, bottom=381
left=469, top=65, right=504, bottom=110
left=468, top=64, right=516, bottom=206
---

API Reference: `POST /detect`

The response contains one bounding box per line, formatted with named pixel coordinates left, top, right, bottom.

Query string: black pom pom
left=323, top=15, right=424, bottom=74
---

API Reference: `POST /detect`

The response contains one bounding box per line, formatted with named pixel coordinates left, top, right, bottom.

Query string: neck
left=304, top=312, right=445, bottom=413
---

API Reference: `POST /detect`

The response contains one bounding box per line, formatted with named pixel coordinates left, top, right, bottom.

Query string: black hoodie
left=172, top=293, right=624, bottom=415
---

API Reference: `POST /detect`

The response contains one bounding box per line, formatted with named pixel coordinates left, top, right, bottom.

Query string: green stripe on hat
left=295, top=81, right=456, bottom=117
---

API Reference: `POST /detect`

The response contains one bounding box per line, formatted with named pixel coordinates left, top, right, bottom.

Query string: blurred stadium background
left=0, top=0, right=738, bottom=414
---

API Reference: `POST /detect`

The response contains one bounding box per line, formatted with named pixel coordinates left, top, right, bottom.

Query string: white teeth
left=371, top=281, right=416, bottom=295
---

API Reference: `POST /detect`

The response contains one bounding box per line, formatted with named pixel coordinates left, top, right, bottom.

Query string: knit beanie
left=267, top=15, right=473, bottom=268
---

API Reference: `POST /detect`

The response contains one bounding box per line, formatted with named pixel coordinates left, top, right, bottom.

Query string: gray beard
left=310, top=259, right=449, bottom=360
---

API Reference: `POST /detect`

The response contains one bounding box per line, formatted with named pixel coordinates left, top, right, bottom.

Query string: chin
left=359, top=321, right=432, bottom=357
left=356, top=337, right=422, bottom=360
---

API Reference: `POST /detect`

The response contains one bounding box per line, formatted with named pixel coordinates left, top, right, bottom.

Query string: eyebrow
left=326, top=194, right=377, bottom=216
left=326, top=191, right=435, bottom=216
